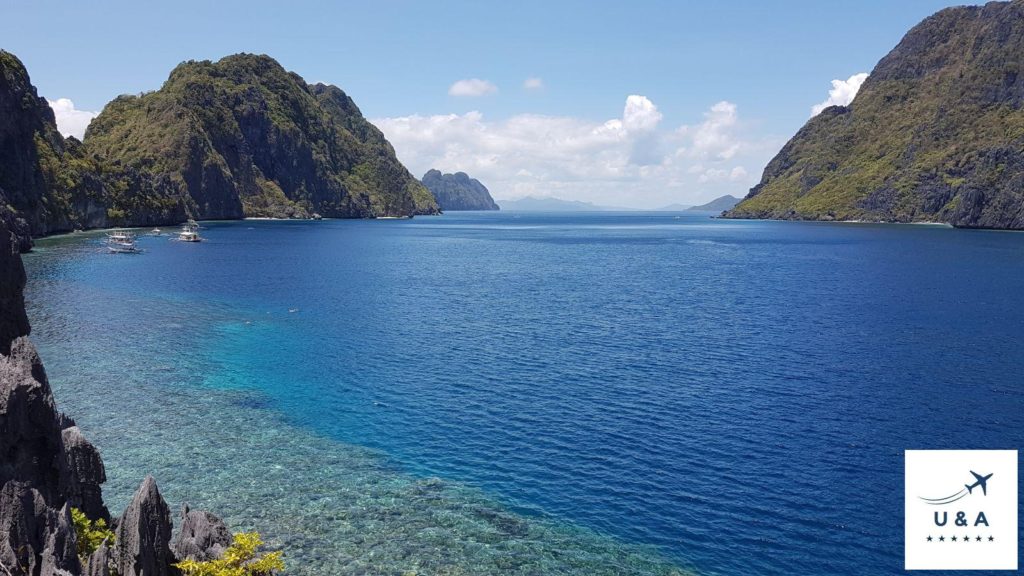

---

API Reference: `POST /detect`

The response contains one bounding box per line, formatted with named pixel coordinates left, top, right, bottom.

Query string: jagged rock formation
left=0, top=195, right=101, bottom=574
left=85, top=53, right=438, bottom=220
left=0, top=196, right=230, bottom=575
left=172, top=507, right=231, bottom=563
left=725, top=0, right=1024, bottom=229
left=114, top=477, right=175, bottom=576
left=421, top=169, right=500, bottom=211
left=0, top=51, right=187, bottom=237
left=85, top=541, right=110, bottom=576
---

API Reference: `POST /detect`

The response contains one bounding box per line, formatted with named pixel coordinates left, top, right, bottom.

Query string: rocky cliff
left=0, top=198, right=232, bottom=575
left=84, top=53, right=438, bottom=220
left=421, top=170, right=500, bottom=211
left=725, top=1, right=1024, bottom=229
left=0, top=51, right=187, bottom=237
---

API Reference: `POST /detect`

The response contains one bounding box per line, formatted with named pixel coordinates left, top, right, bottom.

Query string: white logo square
left=905, top=450, right=1017, bottom=570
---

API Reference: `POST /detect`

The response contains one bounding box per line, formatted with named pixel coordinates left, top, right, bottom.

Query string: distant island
left=725, top=1, right=1024, bottom=229
left=499, top=196, right=634, bottom=212
left=422, top=170, right=500, bottom=211
left=657, top=203, right=693, bottom=211
left=658, top=195, right=740, bottom=212
left=687, top=195, right=740, bottom=212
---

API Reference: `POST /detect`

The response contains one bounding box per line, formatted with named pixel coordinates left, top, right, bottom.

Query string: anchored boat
left=176, top=220, right=202, bottom=242
left=106, top=229, right=140, bottom=253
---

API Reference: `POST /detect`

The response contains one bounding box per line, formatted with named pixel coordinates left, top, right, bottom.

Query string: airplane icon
left=965, top=471, right=993, bottom=496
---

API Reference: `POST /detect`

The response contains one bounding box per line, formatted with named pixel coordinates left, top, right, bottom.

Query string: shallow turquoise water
left=22, top=212, right=1024, bottom=575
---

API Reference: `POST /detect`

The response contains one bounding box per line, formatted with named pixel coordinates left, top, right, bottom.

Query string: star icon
left=939, top=536, right=945, bottom=542
left=975, top=535, right=982, bottom=542
left=963, top=535, right=969, bottom=543
left=989, top=535, right=995, bottom=542
left=927, top=536, right=933, bottom=542
left=951, top=536, right=957, bottom=542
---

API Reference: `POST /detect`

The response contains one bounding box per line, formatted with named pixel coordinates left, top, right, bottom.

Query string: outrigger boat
left=176, top=220, right=202, bottom=242
left=106, top=229, right=140, bottom=253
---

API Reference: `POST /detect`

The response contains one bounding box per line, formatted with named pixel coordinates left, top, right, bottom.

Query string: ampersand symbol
left=955, top=511, right=968, bottom=527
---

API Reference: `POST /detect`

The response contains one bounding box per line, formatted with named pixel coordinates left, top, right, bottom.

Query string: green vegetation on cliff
left=0, top=50, right=185, bottom=235
left=85, top=54, right=438, bottom=219
left=176, top=532, right=284, bottom=576
left=726, top=1, right=1024, bottom=229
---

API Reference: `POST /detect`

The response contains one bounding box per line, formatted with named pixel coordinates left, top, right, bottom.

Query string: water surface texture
left=24, top=212, right=1024, bottom=575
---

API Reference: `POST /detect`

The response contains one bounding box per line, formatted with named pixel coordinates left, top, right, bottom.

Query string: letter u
left=934, top=511, right=947, bottom=526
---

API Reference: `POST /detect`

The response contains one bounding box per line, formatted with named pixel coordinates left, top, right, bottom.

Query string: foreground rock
left=726, top=1, right=1024, bottom=229
left=172, top=506, right=231, bottom=562
left=0, top=197, right=230, bottom=575
left=114, top=477, right=175, bottom=576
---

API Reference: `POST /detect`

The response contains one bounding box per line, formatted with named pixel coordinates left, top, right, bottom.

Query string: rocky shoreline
left=0, top=200, right=235, bottom=576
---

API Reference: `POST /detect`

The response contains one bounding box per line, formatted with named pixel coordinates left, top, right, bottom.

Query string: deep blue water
left=22, top=212, right=1024, bottom=575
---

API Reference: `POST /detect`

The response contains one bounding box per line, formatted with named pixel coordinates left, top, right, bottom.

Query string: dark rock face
left=0, top=484, right=72, bottom=576
left=0, top=324, right=111, bottom=576
left=85, top=542, right=110, bottom=576
left=726, top=1, right=1024, bottom=229
left=85, top=54, right=438, bottom=220
left=114, top=477, right=176, bottom=576
left=421, top=169, right=500, bottom=211
left=0, top=202, right=30, bottom=355
left=58, top=428, right=106, bottom=523
left=172, top=506, right=231, bottom=562
left=0, top=51, right=55, bottom=236
left=39, top=504, right=78, bottom=576
left=0, top=332, right=109, bottom=522
left=0, top=51, right=189, bottom=238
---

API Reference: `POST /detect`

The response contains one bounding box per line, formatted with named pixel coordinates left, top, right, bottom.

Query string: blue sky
left=2, top=0, right=975, bottom=207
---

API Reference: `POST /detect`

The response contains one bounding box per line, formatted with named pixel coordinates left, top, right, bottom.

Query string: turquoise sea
left=23, top=212, right=1024, bottom=575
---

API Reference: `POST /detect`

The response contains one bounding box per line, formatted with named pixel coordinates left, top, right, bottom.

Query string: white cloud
left=697, top=165, right=748, bottom=183
left=373, top=96, right=777, bottom=209
left=523, top=77, right=544, bottom=90
left=622, top=95, right=662, bottom=132
left=678, top=100, right=741, bottom=160
left=47, top=98, right=98, bottom=140
left=811, top=72, right=868, bottom=116
left=448, top=79, right=498, bottom=97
